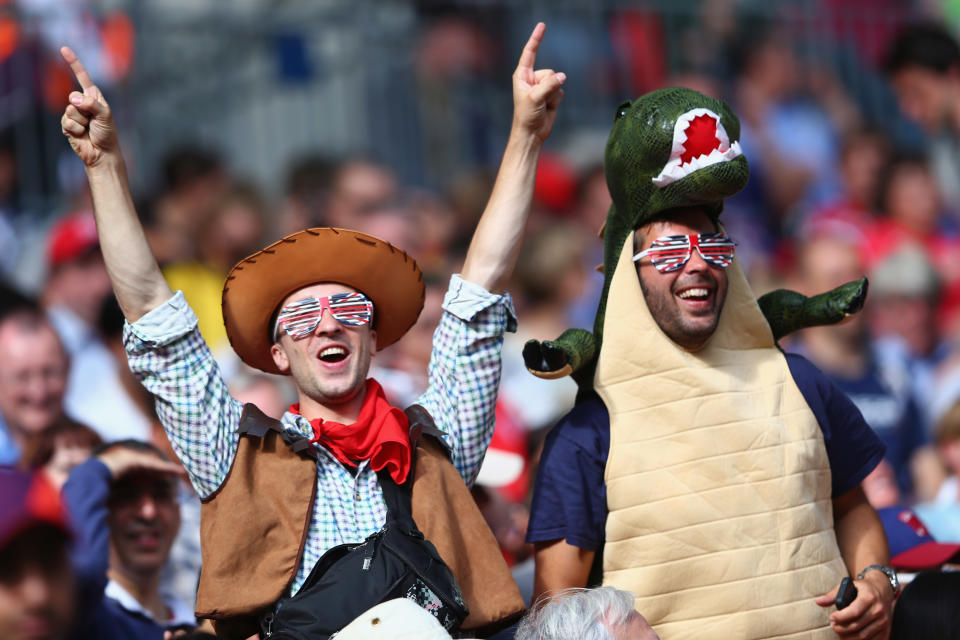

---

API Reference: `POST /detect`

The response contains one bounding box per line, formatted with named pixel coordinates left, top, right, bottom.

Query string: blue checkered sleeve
left=416, top=274, right=517, bottom=486
left=122, top=291, right=242, bottom=498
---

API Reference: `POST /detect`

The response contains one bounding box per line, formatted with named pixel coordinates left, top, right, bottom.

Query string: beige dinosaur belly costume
left=596, top=232, right=846, bottom=639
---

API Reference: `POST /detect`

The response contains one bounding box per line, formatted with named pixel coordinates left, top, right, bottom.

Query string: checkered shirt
left=124, top=274, right=516, bottom=596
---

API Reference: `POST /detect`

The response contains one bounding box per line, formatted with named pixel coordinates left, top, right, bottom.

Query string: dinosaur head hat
left=592, top=88, right=751, bottom=356
left=522, top=86, right=865, bottom=384
left=604, top=87, right=749, bottom=232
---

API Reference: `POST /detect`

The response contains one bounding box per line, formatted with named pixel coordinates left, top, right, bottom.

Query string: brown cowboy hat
left=222, top=227, right=424, bottom=374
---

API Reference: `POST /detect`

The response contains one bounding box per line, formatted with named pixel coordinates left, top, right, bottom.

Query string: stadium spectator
left=0, top=283, right=34, bottom=459
left=528, top=88, right=892, bottom=637
left=868, top=245, right=956, bottom=450
left=147, top=147, right=227, bottom=266
left=932, top=401, right=960, bottom=508
left=792, top=233, right=932, bottom=498
left=501, top=224, right=583, bottom=434
left=164, top=183, right=268, bottom=357
left=868, top=245, right=942, bottom=364
left=30, top=418, right=102, bottom=489
left=806, top=128, right=889, bottom=236
left=277, top=155, right=337, bottom=234
left=228, top=371, right=294, bottom=421
left=876, top=506, right=960, bottom=573
left=566, top=164, right=609, bottom=332
left=731, top=28, right=851, bottom=236
left=63, top=440, right=195, bottom=638
left=43, top=211, right=148, bottom=442
left=0, top=307, right=72, bottom=466
left=97, top=295, right=203, bottom=613
left=0, top=139, right=21, bottom=280
left=861, top=459, right=902, bottom=509
left=515, top=587, right=660, bottom=640
left=325, top=158, right=400, bottom=229
left=866, top=153, right=960, bottom=335
left=0, top=468, right=76, bottom=640
left=880, top=505, right=960, bottom=639
left=883, top=22, right=960, bottom=215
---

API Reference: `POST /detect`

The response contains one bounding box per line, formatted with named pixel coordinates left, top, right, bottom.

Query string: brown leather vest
left=195, top=404, right=524, bottom=638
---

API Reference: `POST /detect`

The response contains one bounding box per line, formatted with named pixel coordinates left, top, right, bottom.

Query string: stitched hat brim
left=222, top=227, right=424, bottom=374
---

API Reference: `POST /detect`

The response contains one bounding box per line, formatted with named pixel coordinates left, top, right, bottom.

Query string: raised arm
left=60, top=46, right=173, bottom=322
left=460, top=22, right=566, bottom=292
left=61, top=47, right=243, bottom=497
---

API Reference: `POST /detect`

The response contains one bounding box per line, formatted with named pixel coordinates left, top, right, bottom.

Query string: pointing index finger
left=516, top=22, right=546, bottom=72
left=60, top=46, right=96, bottom=91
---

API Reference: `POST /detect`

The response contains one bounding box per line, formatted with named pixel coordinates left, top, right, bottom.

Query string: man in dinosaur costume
left=524, top=88, right=895, bottom=639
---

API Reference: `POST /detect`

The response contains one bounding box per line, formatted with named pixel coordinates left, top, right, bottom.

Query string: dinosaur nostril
left=615, top=101, right=631, bottom=121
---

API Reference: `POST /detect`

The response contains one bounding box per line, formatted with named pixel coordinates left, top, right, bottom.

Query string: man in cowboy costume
left=60, top=22, right=564, bottom=638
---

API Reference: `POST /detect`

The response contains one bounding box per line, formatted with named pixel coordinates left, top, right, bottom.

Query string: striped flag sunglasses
left=276, top=292, right=374, bottom=339
left=632, top=233, right=736, bottom=273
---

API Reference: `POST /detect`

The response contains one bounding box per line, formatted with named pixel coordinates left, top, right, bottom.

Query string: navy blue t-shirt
left=526, top=353, right=886, bottom=551
left=827, top=362, right=925, bottom=495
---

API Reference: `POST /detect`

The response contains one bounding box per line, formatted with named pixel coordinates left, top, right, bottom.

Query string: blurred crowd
left=3, top=1, right=960, bottom=638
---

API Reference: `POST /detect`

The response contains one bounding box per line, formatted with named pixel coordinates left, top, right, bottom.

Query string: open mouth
left=128, top=530, right=162, bottom=550
left=677, top=287, right=711, bottom=301
left=651, top=108, right=743, bottom=188
left=318, top=346, right=349, bottom=363
left=674, top=284, right=715, bottom=309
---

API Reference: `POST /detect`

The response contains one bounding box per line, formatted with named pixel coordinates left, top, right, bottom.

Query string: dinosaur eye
left=615, top=101, right=631, bottom=121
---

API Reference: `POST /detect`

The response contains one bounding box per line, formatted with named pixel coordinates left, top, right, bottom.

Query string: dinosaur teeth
left=652, top=108, right=742, bottom=188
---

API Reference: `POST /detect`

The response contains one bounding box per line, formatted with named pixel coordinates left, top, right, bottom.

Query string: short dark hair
left=874, top=151, right=931, bottom=214
left=27, top=419, right=103, bottom=469
left=647, top=208, right=720, bottom=232
left=634, top=206, right=721, bottom=250
left=884, top=23, right=960, bottom=75
left=162, top=147, right=222, bottom=192
left=93, top=438, right=170, bottom=462
left=0, top=280, right=35, bottom=321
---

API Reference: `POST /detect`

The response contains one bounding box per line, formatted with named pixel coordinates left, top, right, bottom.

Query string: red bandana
left=289, top=379, right=411, bottom=484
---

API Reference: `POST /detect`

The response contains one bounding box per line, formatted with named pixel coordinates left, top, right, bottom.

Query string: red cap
left=533, top=153, right=578, bottom=214
left=0, top=469, right=70, bottom=549
left=47, top=211, right=99, bottom=267
left=879, top=506, right=960, bottom=571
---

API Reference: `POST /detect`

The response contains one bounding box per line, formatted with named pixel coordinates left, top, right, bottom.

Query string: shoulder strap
left=237, top=403, right=318, bottom=460
left=375, top=403, right=448, bottom=534
left=376, top=469, right=418, bottom=534
left=405, top=404, right=451, bottom=460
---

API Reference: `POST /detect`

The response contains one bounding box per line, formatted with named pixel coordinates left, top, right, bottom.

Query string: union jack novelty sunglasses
left=632, top=233, right=736, bottom=273
left=275, top=292, right=374, bottom=340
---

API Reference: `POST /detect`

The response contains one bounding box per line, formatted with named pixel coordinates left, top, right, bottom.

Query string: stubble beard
left=295, top=352, right=371, bottom=408
left=639, top=274, right=724, bottom=350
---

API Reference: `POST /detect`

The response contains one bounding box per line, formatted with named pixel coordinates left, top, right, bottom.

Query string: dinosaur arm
left=758, top=277, right=868, bottom=342
left=524, top=328, right=597, bottom=380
